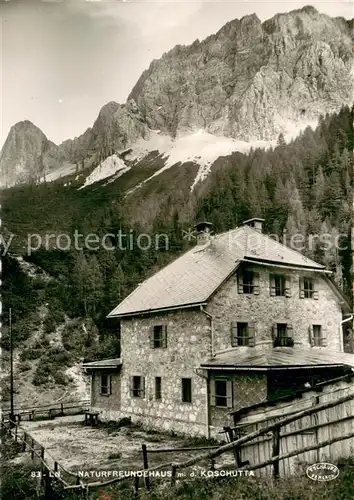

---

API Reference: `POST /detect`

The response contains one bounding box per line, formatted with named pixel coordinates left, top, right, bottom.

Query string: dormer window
left=238, top=269, right=260, bottom=295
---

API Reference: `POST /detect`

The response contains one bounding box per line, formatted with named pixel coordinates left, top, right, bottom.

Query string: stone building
left=83, top=218, right=353, bottom=438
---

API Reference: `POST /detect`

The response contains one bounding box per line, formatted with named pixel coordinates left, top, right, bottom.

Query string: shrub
left=18, top=361, right=32, bottom=372
left=32, top=347, right=72, bottom=386
left=43, top=347, right=73, bottom=366
left=43, top=316, right=57, bottom=334
left=20, top=348, right=46, bottom=361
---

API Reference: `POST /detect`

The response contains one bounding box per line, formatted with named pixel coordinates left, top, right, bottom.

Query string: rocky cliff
left=1, top=6, right=353, bottom=187
left=0, top=121, right=56, bottom=187
left=129, top=7, right=353, bottom=140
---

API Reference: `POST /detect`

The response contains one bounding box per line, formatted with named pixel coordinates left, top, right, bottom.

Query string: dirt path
left=21, top=415, right=235, bottom=478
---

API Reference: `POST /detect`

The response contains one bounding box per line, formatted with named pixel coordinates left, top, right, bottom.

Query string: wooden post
left=272, top=426, right=281, bottom=479
left=31, top=438, right=35, bottom=460
left=54, top=461, right=58, bottom=472
left=224, top=427, right=239, bottom=466
left=60, top=403, right=64, bottom=416
left=81, top=485, right=88, bottom=500
left=14, top=425, right=18, bottom=442
left=44, top=474, right=53, bottom=500
left=141, top=444, right=150, bottom=490
left=40, top=448, right=45, bottom=488
left=171, top=465, right=177, bottom=486
left=134, top=475, right=140, bottom=497
left=23, top=432, right=27, bottom=452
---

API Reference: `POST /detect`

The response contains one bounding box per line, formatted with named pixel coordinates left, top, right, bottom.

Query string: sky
left=1, top=0, right=352, bottom=148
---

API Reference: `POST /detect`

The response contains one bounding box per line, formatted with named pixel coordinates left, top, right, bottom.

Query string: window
left=273, top=323, right=294, bottom=347
left=150, top=325, right=167, bottom=349
left=155, top=377, right=162, bottom=400
left=130, top=376, right=145, bottom=398
left=309, top=325, right=327, bottom=347
left=100, top=374, right=111, bottom=395
left=270, top=274, right=291, bottom=297
left=210, top=379, right=232, bottom=408
left=300, top=277, right=318, bottom=299
left=238, top=269, right=260, bottom=295
left=182, top=378, right=192, bottom=403
left=231, top=322, right=256, bottom=347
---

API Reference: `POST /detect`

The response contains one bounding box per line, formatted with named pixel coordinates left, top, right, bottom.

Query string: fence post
left=39, top=447, right=45, bottom=488
left=54, top=461, right=58, bottom=472
left=171, top=465, right=177, bottom=486
left=134, top=475, right=140, bottom=497
left=141, top=444, right=150, bottom=490
left=22, top=432, right=27, bottom=452
left=272, top=425, right=281, bottom=479
left=31, top=438, right=35, bottom=460
left=60, top=403, right=64, bottom=416
left=44, top=474, right=53, bottom=500
left=14, top=425, right=18, bottom=442
left=224, top=426, right=240, bottom=466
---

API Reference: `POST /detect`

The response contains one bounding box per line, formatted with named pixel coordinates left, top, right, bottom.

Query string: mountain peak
left=0, top=121, right=54, bottom=187
left=11, top=119, right=45, bottom=134
left=300, top=5, right=318, bottom=14
left=1, top=8, right=353, bottom=188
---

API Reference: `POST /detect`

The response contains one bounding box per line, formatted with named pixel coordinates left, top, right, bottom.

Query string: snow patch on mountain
left=79, top=154, right=130, bottom=189
left=275, top=118, right=319, bottom=142
left=124, top=119, right=319, bottom=195
left=40, top=162, right=77, bottom=183
left=123, top=130, right=173, bottom=163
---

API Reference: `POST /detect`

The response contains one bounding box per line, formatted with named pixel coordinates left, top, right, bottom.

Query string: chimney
left=242, top=217, right=264, bottom=233
left=194, top=221, right=213, bottom=245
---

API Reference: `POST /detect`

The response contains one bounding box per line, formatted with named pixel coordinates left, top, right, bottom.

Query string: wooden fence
left=1, top=399, right=90, bottom=422
left=225, top=378, right=354, bottom=477
left=2, top=384, right=354, bottom=497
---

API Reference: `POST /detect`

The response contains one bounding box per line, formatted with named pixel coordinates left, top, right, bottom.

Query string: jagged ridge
left=1, top=7, right=352, bottom=187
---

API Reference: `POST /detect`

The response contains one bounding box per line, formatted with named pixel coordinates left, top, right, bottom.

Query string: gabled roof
left=108, top=225, right=327, bottom=318
left=200, top=347, right=354, bottom=370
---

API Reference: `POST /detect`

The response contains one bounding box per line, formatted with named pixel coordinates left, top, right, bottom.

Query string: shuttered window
left=300, top=277, right=318, bottom=299
left=270, top=274, right=291, bottom=297
left=309, top=325, right=327, bottom=347
left=130, top=376, right=145, bottom=398
left=272, top=323, right=294, bottom=347
left=150, top=325, right=167, bottom=349
left=231, top=322, right=256, bottom=347
left=210, top=379, right=232, bottom=408
left=237, top=270, right=260, bottom=295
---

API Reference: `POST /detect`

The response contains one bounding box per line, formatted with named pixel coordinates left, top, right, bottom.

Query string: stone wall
left=118, top=308, right=212, bottom=436
left=208, top=263, right=342, bottom=353
left=98, top=263, right=343, bottom=438
left=91, top=370, right=121, bottom=412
